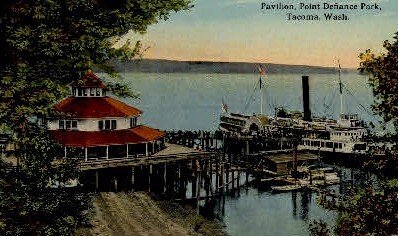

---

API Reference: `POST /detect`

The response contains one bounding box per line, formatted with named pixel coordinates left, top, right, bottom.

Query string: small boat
left=271, top=185, right=302, bottom=193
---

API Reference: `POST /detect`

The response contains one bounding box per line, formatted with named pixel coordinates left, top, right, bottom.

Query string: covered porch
left=65, top=138, right=166, bottom=161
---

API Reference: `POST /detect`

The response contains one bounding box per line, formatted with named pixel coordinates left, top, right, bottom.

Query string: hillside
left=112, top=59, right=357, bottom=74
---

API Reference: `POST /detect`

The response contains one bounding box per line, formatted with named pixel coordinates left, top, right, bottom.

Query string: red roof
left=54, top=97, right=142, bottom=118
left=50, top=125, right=165, bottom=147
left=70, top=71, right=106, bottom=88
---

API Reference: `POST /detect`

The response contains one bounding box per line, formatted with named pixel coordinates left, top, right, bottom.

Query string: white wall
left=330, top=129, right=365, bottom=141
left=48, top=116, right=140, bottom=131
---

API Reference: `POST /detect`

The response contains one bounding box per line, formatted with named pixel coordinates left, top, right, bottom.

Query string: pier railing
left=79, top=151, right=219, bottom=170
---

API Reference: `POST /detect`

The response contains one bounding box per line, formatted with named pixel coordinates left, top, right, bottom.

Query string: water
left=193, top=167, right=366, bottom=236
left=118, top=72, right=376, bottom=131
left=221, top=188, right=336, bottom=236
left=117, top=72, right=374, bottom=235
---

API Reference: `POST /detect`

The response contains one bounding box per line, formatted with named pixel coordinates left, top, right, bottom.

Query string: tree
left=310, top=31, right=398, bottom=235
left=0, top=0, right=192, bottom=234
left=310, top=180, right=398, bottom=236
left=359, top=32, right=398, bottom=131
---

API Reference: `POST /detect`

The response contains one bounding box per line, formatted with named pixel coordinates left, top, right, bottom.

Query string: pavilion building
left=49, top=71, right=166, bottom=161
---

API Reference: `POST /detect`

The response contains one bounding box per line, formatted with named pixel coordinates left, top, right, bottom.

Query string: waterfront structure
left=48, top=71, right=166, bottom=161
left=298, top=114, right=368, bottom=154
left=219, top=70, right=370, bottom=155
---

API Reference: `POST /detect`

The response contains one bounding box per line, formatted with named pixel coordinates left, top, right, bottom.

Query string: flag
left=221, top=98, right=228, bottom=113
left=258, top=65, right=266, bottom=76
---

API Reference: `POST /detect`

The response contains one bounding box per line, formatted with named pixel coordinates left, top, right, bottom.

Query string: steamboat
left=219, top=64, right=371, bottom=156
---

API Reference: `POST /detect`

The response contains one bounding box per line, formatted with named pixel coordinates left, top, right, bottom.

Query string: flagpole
left=258, top=65, right=265, bottom=115
left=260, top=75, right=263, bottom=115
left=338, top=61, right=343, bottom=116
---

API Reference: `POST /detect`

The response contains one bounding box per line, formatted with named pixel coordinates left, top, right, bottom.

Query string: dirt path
left=85, top=192, right=199, bottom=236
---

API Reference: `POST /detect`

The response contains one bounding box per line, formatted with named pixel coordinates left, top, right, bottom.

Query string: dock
left=79, top=143, right=216, bottom=171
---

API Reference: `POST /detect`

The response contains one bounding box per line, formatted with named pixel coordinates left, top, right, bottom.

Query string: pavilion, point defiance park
left=49, top=71, right=166, bottom=161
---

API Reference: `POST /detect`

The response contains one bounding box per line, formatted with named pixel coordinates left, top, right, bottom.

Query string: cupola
left=70, top=71, right=107, bottom=97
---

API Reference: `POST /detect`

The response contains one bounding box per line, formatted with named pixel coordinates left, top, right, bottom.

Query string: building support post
left=215, top=156, right=219, bottom=194
left=145, top=143, right=148, bottom=156
left=231, top=167, right=235, bottom=190
left=152, top=141, right=155, bottom=154
left=192, top=160, right=197, bottom=199
left=131, top=167, right=135, bottom=191
left=106, top=146, right=109, bottom=159
left=196, top=168, right=200, bottom=215
left=237, top=168, right=240, bottom=195
left=64, top=147, right=67, bottom=159
left=84, top=147, right=88, bottom=162
left=164, top=162, right=167, bottom=193
left=148, top=165, right=152, bottom=192
left=95, top=170, right=99, bottom=192
left=126, top=144, right=129, bottom=158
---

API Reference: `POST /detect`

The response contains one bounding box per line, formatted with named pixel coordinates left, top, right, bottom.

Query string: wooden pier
left=1, top=129, right=337, bottom=205
left=79, top=143, right=216, bottom=171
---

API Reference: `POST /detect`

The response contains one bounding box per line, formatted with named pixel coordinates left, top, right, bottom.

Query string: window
left=59, top=120, right=64, bottom=129
left=96, top=88, right=101, bottom=96
left=72, top=120, right=77, bottom=129
left=74, top=87, right=103, bottom=97
left=130, top=117, right=137, bottom=127
left=66, top=120, right=71, bottom=129
left=99, top=119, right=117, bottom=130
left=59, top=120, right=78, bottom=130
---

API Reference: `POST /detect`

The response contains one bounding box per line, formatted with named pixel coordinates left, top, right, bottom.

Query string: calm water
left=118, top=72, right=376, bottom=131
left=221, top=188, right=336, bottom=236
left=117, top=72, right=373, bottom=235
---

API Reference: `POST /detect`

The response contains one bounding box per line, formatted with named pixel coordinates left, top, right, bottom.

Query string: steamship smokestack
left=302, top=75, right=311, bottom=121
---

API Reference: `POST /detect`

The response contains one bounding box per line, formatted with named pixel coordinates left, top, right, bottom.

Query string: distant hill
left=112, top=59, right=358, bottom=74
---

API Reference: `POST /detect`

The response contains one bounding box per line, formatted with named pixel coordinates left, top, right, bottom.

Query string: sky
left=120, top=0, right=398, bottom=68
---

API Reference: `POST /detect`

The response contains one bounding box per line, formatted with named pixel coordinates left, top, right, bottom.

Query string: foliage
left=309, top=220, right=331, bottom=236
left=310, top=31, right=398, bottom=236
left=314, top=180, right=398, bottom=236
left=0, top=0, right=192, bottom=234
left=359, top=32, right=398, bottom=130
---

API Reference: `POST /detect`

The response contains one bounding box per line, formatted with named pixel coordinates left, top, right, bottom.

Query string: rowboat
left=271, top=185, right=302, bottom=193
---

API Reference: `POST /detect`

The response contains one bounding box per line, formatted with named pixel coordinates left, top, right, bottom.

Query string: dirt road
left=81, top=192, right=206, bottom=236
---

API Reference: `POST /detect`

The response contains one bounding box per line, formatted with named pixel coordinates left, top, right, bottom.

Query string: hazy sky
left=121, top=0, right=397, bottom=68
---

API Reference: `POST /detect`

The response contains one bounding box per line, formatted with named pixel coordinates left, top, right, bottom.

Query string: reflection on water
left=192, top=166, right=372, bottom=236
left=199, top=187, right=333, bottom=236
left=192, top=176, right=332, bottom=235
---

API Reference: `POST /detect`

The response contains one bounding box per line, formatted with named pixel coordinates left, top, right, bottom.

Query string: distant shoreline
left=112, top=59, right=360, bottom=74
